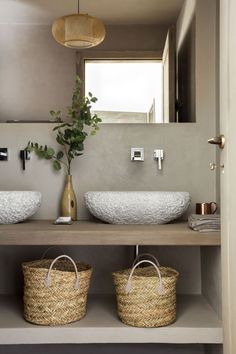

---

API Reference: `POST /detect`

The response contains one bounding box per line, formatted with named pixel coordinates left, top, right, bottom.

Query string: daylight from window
left=85, top=61, right=163, bottom=123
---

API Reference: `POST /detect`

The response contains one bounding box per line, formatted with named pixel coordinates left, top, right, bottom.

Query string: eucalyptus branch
left=25, top=76, right=102, bottom=174
left=52, top=155, right=69, bottom=169
left=63, top=144, right=71, bottom=174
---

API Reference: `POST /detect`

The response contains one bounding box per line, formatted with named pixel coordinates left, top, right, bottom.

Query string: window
left=85, top=60, right=163, bottom=123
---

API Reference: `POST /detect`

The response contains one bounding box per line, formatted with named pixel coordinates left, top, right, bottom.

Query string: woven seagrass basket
left=112, top=254, right=179, bottom=328
left=22, top=255, right=92, bottom=326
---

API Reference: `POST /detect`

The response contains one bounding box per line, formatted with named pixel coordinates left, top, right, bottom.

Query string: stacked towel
left=188, top=214, right=221, bottom=232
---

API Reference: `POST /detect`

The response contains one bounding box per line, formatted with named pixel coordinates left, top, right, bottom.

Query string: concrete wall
left=0, top=122, right=216, bottom=220
left=0, top=25, right=76, bottom=122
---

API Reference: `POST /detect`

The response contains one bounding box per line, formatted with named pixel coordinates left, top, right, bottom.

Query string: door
left=220, top=0, right=236, bottom=353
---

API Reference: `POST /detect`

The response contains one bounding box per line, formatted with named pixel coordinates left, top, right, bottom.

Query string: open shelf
left=0, top=220, right=220, bottom=246
left=0, top=294, right=222, bottom=345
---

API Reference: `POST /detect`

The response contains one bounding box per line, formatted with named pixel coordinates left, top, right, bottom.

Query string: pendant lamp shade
left=52, top=14, right=106, bottom=49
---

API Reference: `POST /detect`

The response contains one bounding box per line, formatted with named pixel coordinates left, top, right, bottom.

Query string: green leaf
left=37, top=150, right=46, bottom=158
left=57, top=151, right=64, bottom=160
left=47, top=148, right=55, bottom=157
left=53, top=160, right=61, bottom=171
left=56, top=135, right=65, bottom=145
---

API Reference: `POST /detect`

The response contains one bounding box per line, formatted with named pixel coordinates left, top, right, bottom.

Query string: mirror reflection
left=0, top=0, right=196, bottom=123
left=85, top=60, right=163, bottom=123
left=84, top=9, right=196, bottom=124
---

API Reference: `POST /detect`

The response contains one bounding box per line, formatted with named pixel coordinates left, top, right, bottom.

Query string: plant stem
left=63, top=145, right=71, bottom=175
left=52, top=155, right=69, bottom=172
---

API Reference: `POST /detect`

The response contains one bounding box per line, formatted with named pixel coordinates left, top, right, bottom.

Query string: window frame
left=76, top=51, right=163, bottom=124
left=76, top=50, right=163, bottom=97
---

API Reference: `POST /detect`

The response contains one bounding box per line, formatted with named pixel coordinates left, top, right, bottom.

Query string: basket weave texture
left=22, top=256, right=92, bottom=326
left=113, top=261, right=179, bottom=328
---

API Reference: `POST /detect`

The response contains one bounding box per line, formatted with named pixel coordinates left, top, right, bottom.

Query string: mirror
left=82, top=4, right=196, bottom=124
left=176, top=15, right=196, bottom=123
left=0, top=0, right=196, bottom=123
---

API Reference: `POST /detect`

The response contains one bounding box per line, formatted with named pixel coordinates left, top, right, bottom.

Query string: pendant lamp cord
left=78, top=0, right=80, bottom=13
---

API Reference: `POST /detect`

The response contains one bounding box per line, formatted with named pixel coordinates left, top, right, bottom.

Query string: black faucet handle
left=20, top=150, right=30, bottom=170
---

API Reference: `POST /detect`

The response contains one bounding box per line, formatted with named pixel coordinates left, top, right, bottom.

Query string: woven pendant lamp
left=52, top=1, right=106, bottom=49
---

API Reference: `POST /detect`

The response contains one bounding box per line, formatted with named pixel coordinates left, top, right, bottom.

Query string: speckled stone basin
left=0, top=191, right=42, bottom=224
left=85, top=191, right=190, bottom=224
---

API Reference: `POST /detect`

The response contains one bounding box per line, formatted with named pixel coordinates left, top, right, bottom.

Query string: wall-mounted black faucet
left=0, top=148, right=8, bottom=161
left=20, top=150, right=30, bottom=170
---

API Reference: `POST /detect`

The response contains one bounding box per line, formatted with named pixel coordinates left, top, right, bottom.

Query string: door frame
left=220, top=0, right=236, bottom=353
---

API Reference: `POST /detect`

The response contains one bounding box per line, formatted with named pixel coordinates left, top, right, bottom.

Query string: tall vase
left=61, top=175, right=77, bottom=221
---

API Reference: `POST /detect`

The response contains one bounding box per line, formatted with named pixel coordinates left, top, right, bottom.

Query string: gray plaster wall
left=0, top=25, right=75, bottom=122
left=0, top=122, right=216, bottom=221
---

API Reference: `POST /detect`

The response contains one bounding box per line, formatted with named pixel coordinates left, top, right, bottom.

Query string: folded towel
left=191, top=224, right=220, bottom=232
left=188, top=214, right=220, bottom=221
left=188, top=214, right=221, bottom=232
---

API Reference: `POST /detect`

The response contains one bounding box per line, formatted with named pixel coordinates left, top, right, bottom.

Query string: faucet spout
left=154, top=149, right=164, bottom=170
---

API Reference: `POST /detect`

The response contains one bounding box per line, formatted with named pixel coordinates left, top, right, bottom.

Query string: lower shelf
left=0, top=294, right=222, bottom=345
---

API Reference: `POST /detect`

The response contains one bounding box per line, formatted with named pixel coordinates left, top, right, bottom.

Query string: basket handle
left=44, top=255, right=80, bottom=290
left=131, top=253, right=160, bottom=268
left=125, top=260, right=165, bottom=295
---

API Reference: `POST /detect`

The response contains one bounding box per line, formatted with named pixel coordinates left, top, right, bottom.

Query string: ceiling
left=0, top=0, right=184, bottom=25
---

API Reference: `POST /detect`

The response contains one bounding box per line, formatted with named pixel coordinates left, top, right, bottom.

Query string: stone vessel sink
left=85, top=191, right=190, bottom=224
left=0, top=191, right=42, bottom=224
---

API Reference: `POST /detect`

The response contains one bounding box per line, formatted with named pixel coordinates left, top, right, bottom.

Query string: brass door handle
left=208, top=134, right=225, bottom=149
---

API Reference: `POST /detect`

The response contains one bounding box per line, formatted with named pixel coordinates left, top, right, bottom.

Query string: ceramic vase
left=61, top=175, right=77, bottom=221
